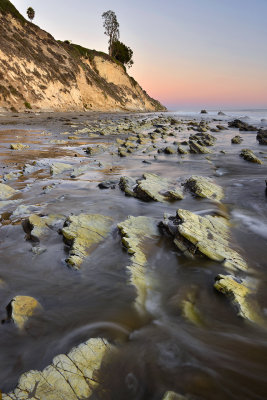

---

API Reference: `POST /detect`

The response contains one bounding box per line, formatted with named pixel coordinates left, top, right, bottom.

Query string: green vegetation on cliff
left=0, top=0, right=26, bottom=23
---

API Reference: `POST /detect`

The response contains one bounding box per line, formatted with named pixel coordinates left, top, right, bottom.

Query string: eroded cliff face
left=0, top=5, right=166, bottom=112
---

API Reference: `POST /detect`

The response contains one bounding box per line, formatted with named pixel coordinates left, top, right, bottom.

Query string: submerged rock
left=3, top=171, right=22, bottom=181
left=185, top=176, right=224, bottom=201
left=62, top=214, right=113, bottom=269
left=50, top=162, right=73, bottom=175
left=240, top=149, right=262, bottom=164
left=256, top=129, right=267, bottom=145
left=214, top=274, right=263, bottom=324
left=3, top=338, right=111, bottom=400
left=161, top=209, right=248, bottom=272
left=118, top=216, right=159, bottom=313
left=231, top=135, right=243, bottom=144
left=0, top=183, right=17, bottom=200
left=98, top=179, right=118, bottom=189
left=5, top=295, right=42, bottom=330
left=10, top=143, right=30, bottom=150
left=162, top=391, right=188, bottom=400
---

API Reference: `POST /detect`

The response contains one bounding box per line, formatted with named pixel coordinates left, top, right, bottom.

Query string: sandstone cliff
left=0, top=0, right=166, bottom=112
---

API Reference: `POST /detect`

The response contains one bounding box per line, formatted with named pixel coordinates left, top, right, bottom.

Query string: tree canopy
left=102, top=10, right=119, bottom=56
left=27, top=6, right=35, bottom=21
left=110, top=40, right=134, bottom=68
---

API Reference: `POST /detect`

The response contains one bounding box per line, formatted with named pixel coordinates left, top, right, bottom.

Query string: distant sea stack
left=0, top=0, right=166, bottom=112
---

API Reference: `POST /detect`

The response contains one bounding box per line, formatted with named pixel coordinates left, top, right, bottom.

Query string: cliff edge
left=0, top=0, right=166, bottom=112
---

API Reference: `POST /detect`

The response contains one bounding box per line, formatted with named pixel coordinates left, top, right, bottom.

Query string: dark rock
left=98, top=180, right=118, bottom=189
left=200, top=110, right=208, bottom=114
left=228, top=119, right=257, bottom=131
left=256, top=129, right=267, bottom=145
left=231, top=135, right=243, bottom=144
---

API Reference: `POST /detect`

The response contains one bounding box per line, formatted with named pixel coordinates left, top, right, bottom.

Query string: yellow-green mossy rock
left=185, top=175, right=224, bottom=201
left=118, top=216, right=159, bottom=313
left=3, top=338, right=111, bottom=400
left=162, top=209, right=248, bottom=272
left=10, top=143, right=30, bottom=150
left=24, top=214, right=64, bottom=242
left=240, top=149, right=262, bottom=164
left=50, top=162, right=73, bottom=175
left=136, top=173, right=184, bottom=202
left=0, top=183, right=17, bottom=200
left=7, top=295, right=42, bottom=330
left=62, top=214, right=113, bottom=269
left=189, top=140, right=210, bottom=154
left=214, top=274, right=264, bottom=324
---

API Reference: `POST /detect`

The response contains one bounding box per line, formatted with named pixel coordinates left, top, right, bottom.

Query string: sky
left=11, top=0, right=267, bottom=110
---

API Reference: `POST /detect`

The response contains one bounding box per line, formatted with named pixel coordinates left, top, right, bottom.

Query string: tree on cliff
left=102, top=10, right=120, bottom=56
left=110, top=40, right=134, bottom=68
left=27, top=7, right=35, bottom=21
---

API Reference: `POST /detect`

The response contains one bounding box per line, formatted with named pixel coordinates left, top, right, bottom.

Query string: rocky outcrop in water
left=3, top=338, right=112, bottom=400
left=4, top=295, right=42, bottom=330
left=161, top=209, right=248, bottom=272
left=231, top=135, right=243, bottom=144
left=228, top=120, right=257, bottom=131
left=185, top=176, right=224, bottom=201
left=0, top=183, right=17, bottom=200
left=240, top=149, right=262, bottom=164
left=257, top=129, right=267, bottom=145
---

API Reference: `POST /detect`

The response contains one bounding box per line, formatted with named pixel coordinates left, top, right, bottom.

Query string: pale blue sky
left=11, top=0, right=267, bottom=109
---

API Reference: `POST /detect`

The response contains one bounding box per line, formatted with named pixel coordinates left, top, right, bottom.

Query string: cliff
left=0, top=0, right=166, bottom=112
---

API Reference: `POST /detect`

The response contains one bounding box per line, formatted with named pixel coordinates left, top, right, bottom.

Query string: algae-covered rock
left=185, top=176, right=224, bottom=201
left=3, top=338, right=111, bottom=400
left=240, top=149, right=262, bottom=164
left=118, top=216, right=159, bottom=313
left=23, top=214, right=64, bottom=242
left=161, top=209, right=248, bottom=272
left=136, top=173, right=184, bottom=202
left=0, top=183, right=18, bottom=200
left=5, top=295, right=42, bottom=330
left=10, top=143, right=30, bottom=150
left=177, top=145, right=188, bottom=154
left=257, top=129, right=267, bottom=145
left=85, top=145, right=104, bottom=155
left=119, top=176, right=137, bottom=197
left=189, top=140, right=210, bottom=154
left=164, top=146, right=177, bottom=154
left=214, top=274, right=263, bottom=324
left=62, top=214, right=113, bottom=269
left=50, top=162, right=73, bottom=175
left=231, top=135, right=243, bottom=144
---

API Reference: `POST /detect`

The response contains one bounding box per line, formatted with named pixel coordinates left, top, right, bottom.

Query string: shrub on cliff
left=110, top=40, right=134, bottom=68
left=26, top=6, right=35, bottom=21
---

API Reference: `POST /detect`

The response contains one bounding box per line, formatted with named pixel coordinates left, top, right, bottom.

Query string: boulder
left=164, top=146, right=177, bottom=154
left=161, top=209, right=248, bottom=272
left=3, top=338, right=111, bottom=400
left=0, top=183, right=17, bottom=200
left=23, top=214, right=64, bottom=242
left=119, top=176, right=137, bottom=197
left=240, top=149, right=262, bottom=164
left=62, top=214, right=113, bottom=269
left=218, top=111, right=226, bottom=116
left=5, top=295, right=42, bottom=330
left=214, top=274, right=263, bottom=324
left=85, top=145, right=104, bottom=155
left=189, top=132, right=216, bottom=147
left=185, top=176, right=224, bottom=201
left=118, top=216, right=159, bottom=313
left=231, top=135, right=243, bottom=144
left=200, top=109, right=208, bottom=114
left=135, top=173, right=184, bottom=202
left=256, top=129, right=267, bottom=145
left=98, top=180, right=118, bottom=189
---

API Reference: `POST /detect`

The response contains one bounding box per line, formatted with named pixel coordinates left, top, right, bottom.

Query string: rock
left=185, top=176, right=224, bottom=201
left=240, top=149, right=262, bottom=164
left=256, top=129, right=267, bottom=145
left=228, top=119, right=257, bottom=131
left=119, top=176, right=137, bottom=197
left=118, top=216, right=159, bottom=313
left=49, top=139, right=67, bottom=144
left=0, top=183, right=18, bottom=200
left=218, top=111, right=226, bottom=116
left=135, top=173, right=184, bottom=202
left=189, top=141, right=210, bottom=154
left=0, top=200, right=20, bottom=210
left=177, top=145, right=188, bottom=154
left=31, top=246, right=47, bottom=255
left=70, top=164, right=89, bottom=178
left=62, top=214, right=113, bottom=269
left=50, top=162, right=73, bottom=175
left=23, top=214, right=64, bottom=242
left=5, top=295, right=42, bottom=330
left=164, top=146, right=177, bottom=154
left=11, top=204, right=44, bottom=220
left=10, top=143, right=30, bottom=150
left=200, top=109, right=208, bottom=114
left=189, top=132, right=216, bottom=147
left=161, top=209, right=248, bottom=272
left=214, top=274, right=263, bottom=324
left=85, top=145, right=104, bottom=155
left=3, top=171, right=22, bottom=181
left=98, top=180, right=118, bottom=189
left=118, top=147, right=127, bottom=157
left=182, top=289, right=203, bottom=327
left=162, top=391, right=188, bottom=400
left=3, top=338, right=111, bottom=400
left=216, top=125, right=228, bottom=130
left=231, top=135, right=243, bottom=144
